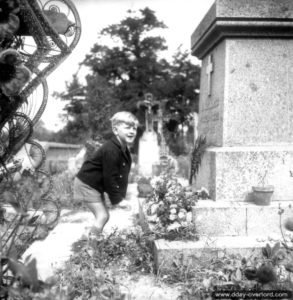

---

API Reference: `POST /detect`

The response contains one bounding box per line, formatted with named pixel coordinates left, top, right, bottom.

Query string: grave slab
left=154, top=236, right=267, bottom=272
left=195, top=146, right=293, bottom=201
left=193, top=200, right=293, bottom=237
left=193, top=201, right=247, bottom=236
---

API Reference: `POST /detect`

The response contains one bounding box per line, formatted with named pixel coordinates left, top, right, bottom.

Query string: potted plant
left=137, top=176, right=153, bottom=197
left=251, top=170, right=274, bottom=206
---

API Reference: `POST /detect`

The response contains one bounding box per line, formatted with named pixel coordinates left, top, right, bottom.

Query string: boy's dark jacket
left=76, top=135, right=132, bottom=205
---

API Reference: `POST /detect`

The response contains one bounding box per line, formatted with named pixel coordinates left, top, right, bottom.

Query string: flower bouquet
left=144, top=172, right=209, bottom=240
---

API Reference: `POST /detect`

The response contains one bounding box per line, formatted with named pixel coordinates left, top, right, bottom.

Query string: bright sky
left=41, top=0, right=214, bottom=131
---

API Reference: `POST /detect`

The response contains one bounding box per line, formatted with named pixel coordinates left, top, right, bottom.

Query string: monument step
left=193, top=200, right=293, bottom=237
left=154, top=235, right=288, bottom=272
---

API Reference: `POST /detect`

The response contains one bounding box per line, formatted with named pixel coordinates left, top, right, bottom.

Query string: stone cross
left=206, top=54, right=213, bottom=96
left=137, top=93, right=160, bottom=132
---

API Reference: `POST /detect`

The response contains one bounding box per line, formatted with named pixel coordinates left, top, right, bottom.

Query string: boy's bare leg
left=84, top=201, right=109, bottom=235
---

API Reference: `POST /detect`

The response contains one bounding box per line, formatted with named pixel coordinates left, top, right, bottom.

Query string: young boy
left=73, top=111, right=138, bottom=239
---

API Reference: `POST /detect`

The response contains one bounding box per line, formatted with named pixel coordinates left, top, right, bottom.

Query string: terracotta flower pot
left=251, top=185, right=274, bottom=206
left=137, top=183, right=153, bottom=197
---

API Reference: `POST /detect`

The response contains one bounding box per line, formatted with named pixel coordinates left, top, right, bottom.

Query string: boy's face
left=113, top=122, right=137, bottom=146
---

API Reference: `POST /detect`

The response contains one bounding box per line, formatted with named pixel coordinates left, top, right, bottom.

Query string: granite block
left=192, top=200, right=293, bottom=237
left=192, top=204, right=246, bottom=236
left=195, top=146, right=293, bottom=201
left=154, top=236, right=265, bottom=272
left=191, top=0, right=293, bottom=58
left=197, top=39, right=293, bottom=147
left=247, top=202, right=293, bottom=236
left=224, top=39, right=293, bottom=147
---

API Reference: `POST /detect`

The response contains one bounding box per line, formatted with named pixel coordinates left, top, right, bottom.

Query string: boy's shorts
left=73, top=177, right=105, bottom=203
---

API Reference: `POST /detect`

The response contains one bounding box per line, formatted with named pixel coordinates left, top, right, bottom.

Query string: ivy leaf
left=3, top=191, right=20, bottom=212
left=27, top=215, right=39, bottom=226
left=7, top=244, right=17, bottom=260
left=262, top=243, right=272, bottom=259
left=271, top=242, right=280, bottom=257
left=231, top=268, right=242, bottom=282
left=8, top=257, right=40, bottom=291
left=285, top=263, right=293, bottom=273
left=202, top=277, right=213, bottom=290
left=244, top=268, right=257, bottom=280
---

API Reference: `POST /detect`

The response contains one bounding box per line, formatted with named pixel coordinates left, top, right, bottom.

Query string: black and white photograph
left=1, top=0, right=293, bottom=299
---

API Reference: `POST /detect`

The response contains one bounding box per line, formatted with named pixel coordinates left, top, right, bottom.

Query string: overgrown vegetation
left=0, top=169, right=60, bottom=299
left=49, top=228, right=155, bottom=299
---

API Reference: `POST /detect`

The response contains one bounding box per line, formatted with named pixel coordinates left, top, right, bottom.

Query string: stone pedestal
left=140, top=0, right=293, bottom=272
left=191, top=0, right=293, bottom=201
left=196, top=146, right=293, bottom=201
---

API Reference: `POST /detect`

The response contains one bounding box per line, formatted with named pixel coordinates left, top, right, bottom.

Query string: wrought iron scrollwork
left=0, top=0, right=81, bottom=292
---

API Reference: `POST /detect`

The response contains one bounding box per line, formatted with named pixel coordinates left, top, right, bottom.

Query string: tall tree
left=55, top=7, right=200, bottom=153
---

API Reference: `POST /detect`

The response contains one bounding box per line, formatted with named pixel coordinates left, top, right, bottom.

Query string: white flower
left=165, top=196, right=173, bottom=202
left=178, top=212, right=186, bottom=220
left=170, top=208, right=177, bottom=215
left=186, top=212, right=192, bottom=223
left=181, top=221, right=188, bottom=227
left=147, top=215, right=158, bottom=223
left=179, top=208, right=187, bottom=214
left=150, top=203, right=159, bottom=215
left=170, top=204, right=178, bottom=209
left=169, top=214, right=177, bottom=221
left=167, top=222, right=181, bottom=231
left=150, top=176, right=163, bottom=188
left=185, top=192, right=194, bottom=198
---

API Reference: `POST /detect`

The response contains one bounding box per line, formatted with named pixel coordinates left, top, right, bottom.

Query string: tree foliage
left=55, top=7, right=200, bottom=153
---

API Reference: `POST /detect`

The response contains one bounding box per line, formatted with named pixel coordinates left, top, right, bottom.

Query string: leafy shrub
left=51, top=171, right=82, bottom=210
left=74, top=228, right=154, bottom=274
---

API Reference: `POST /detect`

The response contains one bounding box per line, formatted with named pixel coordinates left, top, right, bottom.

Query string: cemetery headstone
left=137, top=93, right=160, bottom=177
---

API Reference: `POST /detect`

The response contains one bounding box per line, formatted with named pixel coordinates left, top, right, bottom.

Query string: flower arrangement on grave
left=144, top=171, right=209, bottom=240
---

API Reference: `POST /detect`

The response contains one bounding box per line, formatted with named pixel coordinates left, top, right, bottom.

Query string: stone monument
left=191, top=0, right=293, bottom=201
left=148, top=0, right=293, bottom=272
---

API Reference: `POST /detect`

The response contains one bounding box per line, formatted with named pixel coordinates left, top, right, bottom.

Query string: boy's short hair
left=110, top=111, right=139, bottom=128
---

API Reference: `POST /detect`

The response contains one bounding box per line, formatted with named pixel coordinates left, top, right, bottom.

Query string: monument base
left=195, top=145, right=293, bottom=201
